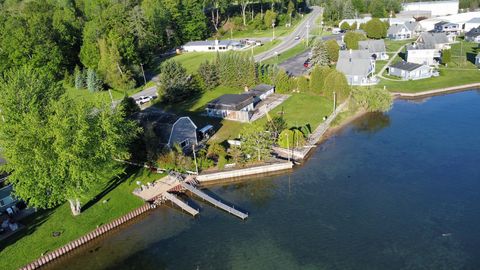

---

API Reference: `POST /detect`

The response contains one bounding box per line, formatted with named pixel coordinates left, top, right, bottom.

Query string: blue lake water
left=46, top=90, right=480, bottom=270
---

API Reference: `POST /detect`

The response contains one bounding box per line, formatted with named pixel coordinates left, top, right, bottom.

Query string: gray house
left=388, top=61, right=433, bottom=80
left=133, top=108, right=198, bottom=152
left=388, top=22, right=421, bottom=40
left=418, top=32, right=451, bottom=50
left=434, top=21, right=460, bottom=35
left=336, top=50, right=377, bottom=86
left=206, top=94, right=255, bottom=122
left=206, top=84, right=275, bottom=122
left=358, top=39, right=389, bottom=60
left=465, top=26, right=480, bottom=43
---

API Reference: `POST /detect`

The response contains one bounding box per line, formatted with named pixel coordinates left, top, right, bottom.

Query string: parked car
left=135, top=95, right=156, bottom=105
left=303, top=59, right=311, bottom=68
left=197, top=125, right=215, bottom=141
left=294, top=35, right=301, bottom=40
left=332, top=28, right=341, bottom=34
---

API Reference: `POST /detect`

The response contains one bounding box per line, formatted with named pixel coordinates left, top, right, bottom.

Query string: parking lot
left=278, top=50, right=310, bottom=76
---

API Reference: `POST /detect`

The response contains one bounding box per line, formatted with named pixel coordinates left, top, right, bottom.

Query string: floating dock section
left=181, top=182, right=248, bottom=220
left=162, top=192, right=199, bottom=216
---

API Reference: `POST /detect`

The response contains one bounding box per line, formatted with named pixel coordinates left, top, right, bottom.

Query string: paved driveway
left=278, top=50, right=310, bottom=76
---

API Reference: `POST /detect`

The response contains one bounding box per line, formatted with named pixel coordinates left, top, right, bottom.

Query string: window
left=180, top=140, right=189, bottom=148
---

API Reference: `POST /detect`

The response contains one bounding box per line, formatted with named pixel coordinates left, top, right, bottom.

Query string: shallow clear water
left=47, top=90, right=480, bottom=270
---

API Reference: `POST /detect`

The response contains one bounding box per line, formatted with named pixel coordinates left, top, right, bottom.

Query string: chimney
left=215, top=39, right=219, bottom=46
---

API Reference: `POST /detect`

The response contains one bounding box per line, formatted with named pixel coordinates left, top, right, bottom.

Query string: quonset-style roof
left=358, top=39, right=386, bottom=53
left=132, top=107, right=196, bottom=146
left=389, top=61, right=425, bottom=71
left=207, top=94, right=254, bottom=111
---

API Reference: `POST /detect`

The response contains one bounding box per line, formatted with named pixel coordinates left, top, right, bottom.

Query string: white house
left=418, top=32, right=451, bottom=50
left=406, top=44, right=438, bottom=65
left=476, top=53, right=480, bottom=68
left=388, top=61, right=434, bottom=80
left=338, top=17, right=371, bottom=29
left=388, top=22, right=422, bottom=40
left=402, top=0, right=459, bottom=17
left=336, top=50, right=377, bottom=86
left=182, top=40, right=243, bottom=52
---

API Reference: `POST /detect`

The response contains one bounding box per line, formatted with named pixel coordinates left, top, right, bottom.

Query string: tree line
left=0, top=0, right=308, bottom=91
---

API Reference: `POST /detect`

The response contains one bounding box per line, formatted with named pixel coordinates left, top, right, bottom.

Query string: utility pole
left=140, top=63, right=147, bottom=86
left=272, top=20, right=276, bottom=41
left=192, top=144, right=198, bottom=175
left=306, top=23, right=310, bottom=47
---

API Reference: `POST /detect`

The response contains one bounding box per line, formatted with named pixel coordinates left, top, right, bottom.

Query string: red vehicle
left=303, top=60, right=310, bottom=68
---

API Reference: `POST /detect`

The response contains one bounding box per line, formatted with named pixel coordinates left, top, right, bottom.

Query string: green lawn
left=0, top=167, right=162, bottom=270
left=381, top=69, right=480, bottom=93
left=65, top=85, right=143, bottom=103
left=384, top=39, right=413, bottom=53
left=221, top=16, right=305, bottom=39
left=256, top=93, right=334, bottom=130
left=380, top=40, right=480, bottom=93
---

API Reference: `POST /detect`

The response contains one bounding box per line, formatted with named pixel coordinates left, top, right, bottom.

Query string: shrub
left=344, top=31, right=366, bottom=49
left=277, top=129, right=306, bottom=148
left=274, top=69, right=295, bottom=93
left=297, top=76, right=310, bottom=92
left=323, top=70, right=351, bottom=102
left=325, top=39, right=340, bottom=63
left=351, top=87, right=393, bottom=112
left=340, top=21, right=350, bottom=31
left=364, top=18, right=387, bottom=39
left=309, top=66, right=333, bottom=95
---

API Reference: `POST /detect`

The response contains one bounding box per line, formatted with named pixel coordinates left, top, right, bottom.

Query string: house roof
left=132, top=107, right=194, bottom=146
left=467, top=17, right=480, bottom=24
left=435, top=21, right=458, bottom=27
left=0, top=184, right=13, bottom=200
left=250, top=84, right=274, bottom=93
left=338, top=49, right=371, bottom=60
left=419, top=32, right=449, bottom=47
left=404, top=22, right=420, bottom=32
left=388, top=24, right=408, bottom=35
left=207, top=94, right=254, bottom=111
left=476, top=53, right=480, bottom=59
left=466, top=26, right=480, bottom=37
left=336, top=58, right=372, bottom=77
left=389, top=61, right=426, bottom=71
left=358, top=39, right=386, bottom=53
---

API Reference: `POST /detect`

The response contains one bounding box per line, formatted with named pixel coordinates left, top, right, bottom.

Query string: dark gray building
left=133, top=108, right=198, bottom=152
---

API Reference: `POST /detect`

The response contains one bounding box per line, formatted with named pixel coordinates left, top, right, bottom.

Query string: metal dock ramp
left=181, top=182, right=248, bottom=220
left=163, top=192, right=199, bottom=217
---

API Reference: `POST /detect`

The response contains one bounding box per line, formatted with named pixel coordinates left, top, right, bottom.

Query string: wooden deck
left=162, top=192, right=199, bottom=216
left=133, top=175, right=181, bottom=201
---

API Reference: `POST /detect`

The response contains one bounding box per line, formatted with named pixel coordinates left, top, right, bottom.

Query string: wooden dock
left=181, top=182, right=248, bottom=220
left=162, top=192, right=199, bottom=216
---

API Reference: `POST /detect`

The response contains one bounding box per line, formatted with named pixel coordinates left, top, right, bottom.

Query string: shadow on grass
left=0, top=208, right=55, bottom=253
left=81, top=166, right=141, bottom=212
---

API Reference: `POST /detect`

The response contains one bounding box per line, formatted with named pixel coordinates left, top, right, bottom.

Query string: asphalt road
left=278, top=50, right=310, bottom=76
left=278, top=33, right=344, bottom=76
left=254, top=6, right=323, bottom=62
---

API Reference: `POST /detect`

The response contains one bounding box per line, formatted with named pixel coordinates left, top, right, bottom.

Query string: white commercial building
left=465, top=18, right=480, bottom=32
left=182, top=40, right=243, bottom=52
left=402, top=0, right=459, bottom=17
left=419, top=12, right=480, bottom=31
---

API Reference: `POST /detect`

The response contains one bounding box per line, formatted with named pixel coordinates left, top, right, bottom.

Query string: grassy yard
left=256, top=93, right=334, bottom=130
left=0, top=167, right=162, bottom=270
left=221, top=15, right=305, bottom=39
left=380, top=40, right=480, bottom=93
left=380, top=69, right=480, bottom=93
left=385, top=39, right=414, bottom=53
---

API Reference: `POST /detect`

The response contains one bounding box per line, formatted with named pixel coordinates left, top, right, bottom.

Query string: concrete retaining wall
left=196, top=162, right=293, bottom=182
left=392, top=83, right=480, bottom=99
left=20, top=203, right=152, bottom=270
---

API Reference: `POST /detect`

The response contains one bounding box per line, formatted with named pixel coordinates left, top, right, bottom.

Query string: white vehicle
left=332, top=28, right=341, bottom=34
left=135, top=95, right=154, bottom=105
left=294, top=35, right=301, bottom=40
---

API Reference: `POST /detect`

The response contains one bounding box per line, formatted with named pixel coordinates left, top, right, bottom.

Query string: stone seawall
left=196, top=162, right=294, bottom=182
left=392, top=83, right=480, bottom=99
left=20, top=203, right=152, bottom=270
